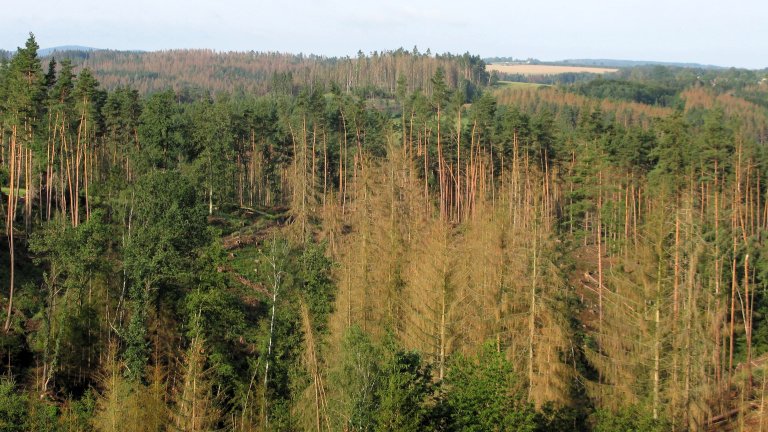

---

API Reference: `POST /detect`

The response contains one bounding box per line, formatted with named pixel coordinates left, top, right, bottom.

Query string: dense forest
left=2, top=33, right=768, bottom=431
left=41, top=46, right=489, bottom=98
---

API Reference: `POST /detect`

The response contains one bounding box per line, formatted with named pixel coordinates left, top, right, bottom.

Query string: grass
left=495, top=81, right=548, bottom=89
left=0, top=188, right=26, bottom=198
left=229, top=244, right=262, bottom=278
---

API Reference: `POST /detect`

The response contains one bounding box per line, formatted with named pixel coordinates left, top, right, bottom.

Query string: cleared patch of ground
left=495, top=81, right=547, bottom=88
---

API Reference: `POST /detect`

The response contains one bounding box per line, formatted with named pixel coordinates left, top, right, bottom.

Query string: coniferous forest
left=3, top=33, right=768, bottom=431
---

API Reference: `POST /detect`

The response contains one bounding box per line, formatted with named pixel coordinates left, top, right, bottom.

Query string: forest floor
left=568, top=243, right=611, bottom=333
left=213, top=205, right=290, bottom=304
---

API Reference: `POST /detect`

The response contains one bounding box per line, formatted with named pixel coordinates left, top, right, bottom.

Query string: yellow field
left=487, top=64, right=618, bottom=76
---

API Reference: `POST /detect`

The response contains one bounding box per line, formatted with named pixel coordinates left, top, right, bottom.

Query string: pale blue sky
left=3, top=0, right=766, bottom=68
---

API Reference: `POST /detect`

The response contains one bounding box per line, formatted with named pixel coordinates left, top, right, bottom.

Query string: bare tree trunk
left=674, top=212, right=680, bottom=321
left=714, top=163, right=722, bottom=387
left=82, top=113, right=91, bottom=222
left=262, top=239, right=284, bottom=428
left=424, top=127, right=429, bottom=214
left=456, top=106, right=461, bottom=221
left=5, top=125, right=19, bottom=332
left=437, top=104, right=445, bottom=220
left=300, top=302, right=330, bottom=432
left=74, top=112, right=84, bottom=227
left=24, top=146, right=32, bottom=232
left=340, top=109, right=349, bottom=215
left=63, top=126, right=75, bottom=226
left=47, top=112, right=59, bottom=222
left=322, top=128, right=328, bottom=208
left=653, top=259, right=662, bottom=420
left=438, top=236, right=450, bottom=382
left=729, top=232, right=737, bottom=387
left=745, top=254, right=753, bottom=388
left=684, top=273, right=693, bottom=428
left=528, top=231, right=537, bottom=401
left=760, top=370, right=767, bottom=432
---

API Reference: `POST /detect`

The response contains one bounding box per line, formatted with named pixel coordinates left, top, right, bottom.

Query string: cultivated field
left=487, top=64, right=619, bottom=76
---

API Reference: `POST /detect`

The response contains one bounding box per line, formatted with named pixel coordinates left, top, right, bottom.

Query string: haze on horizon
left=3, top=0, right=766, bottom=69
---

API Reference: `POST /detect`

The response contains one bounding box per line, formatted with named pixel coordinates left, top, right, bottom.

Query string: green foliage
left=61, top=391, right=96, bottom=432
left=124, top=170, right=208, bottom=289
left=29, top=210, right=111, bottom=285
left=73, top=67, right=104, bottom=128
left=4, top=33, right=44, bottom=122
left=535, top=403, right=583, bottom=432
left=48, top=59, right=75, bottom=115
left=123, top=290, right=150, bottom=382
left=122, top=171, right=209, bottom=381
left=443, top=344, right=538, bottom=432
left=0, top=379, right=27, bottom=432
left=330, top=327, right=435, bottom=432
left=571, top=78, right=677, bottom=106
left=697, top=106, right=734, bottom=176
left=298, top=241, right=335, bottom=333
left=431, top=67, right=450, bottom=109
left=27, top=213, right=111, bottom=391
left=184, top=283, right=247, bottom=386
left=648, top=111, right=690, bottom=192
left=187, top=97, right=235, bottom=212
left=330, top=326, right=382, bottom=431
left=123, top=291, right=149, bottom=382
left=136, top=89, right=186, bottom=169
left=26, top=398, right=60, bottom=432
left=591, top=406, right=669, bottom=432
left=375, top=350, right=433, bottom=432
left=610, top=126, right=656, bottom=172
left=3, top=33, right=768, bottom=432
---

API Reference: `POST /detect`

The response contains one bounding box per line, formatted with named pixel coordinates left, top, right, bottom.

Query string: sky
left=3, top=0, right=767, bottom=69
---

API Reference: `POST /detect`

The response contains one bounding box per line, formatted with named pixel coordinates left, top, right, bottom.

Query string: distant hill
left=38, top=45, right=99, bottom=56
left=554, top=59, right=726, bottom=70
left=484, top=57, right=728, bottom=70
left=37, top=48, right=490, bottom=95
